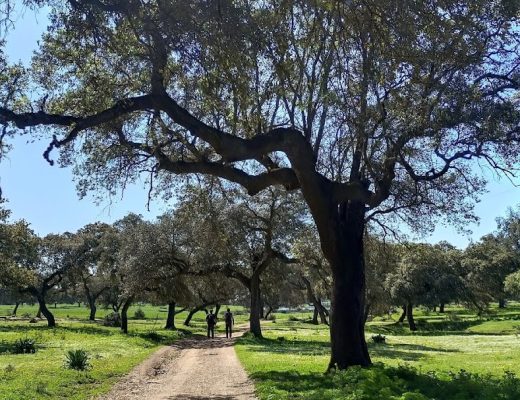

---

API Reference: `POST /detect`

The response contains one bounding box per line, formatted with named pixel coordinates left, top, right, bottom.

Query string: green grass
left=0, top=303, right=247, bottom=399
left=236, top=303, right=520, bottom=399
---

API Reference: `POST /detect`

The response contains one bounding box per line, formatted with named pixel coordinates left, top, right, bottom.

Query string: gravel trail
left=98, top=330, right=257, bottom=400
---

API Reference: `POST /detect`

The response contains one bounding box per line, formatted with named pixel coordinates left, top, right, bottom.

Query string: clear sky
left=1, top=7, right=519, bottom=247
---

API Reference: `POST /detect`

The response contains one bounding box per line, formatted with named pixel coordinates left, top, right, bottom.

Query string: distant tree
left=2, top=231, right=76, bottom=327
left=463, top=234, right=519, bottom=309
left=386, top=242, right=464, bottom=330
left=364, top=236, right=398, bottom=321
left=292, top=229, right=331, bottom=325
left=65, top=223, right=115, bottom=321
left=505, top=270, right=520, bottom=300
left=174, top=186, right=303, bottom=337
left=120, top=214, right=194, bottom=331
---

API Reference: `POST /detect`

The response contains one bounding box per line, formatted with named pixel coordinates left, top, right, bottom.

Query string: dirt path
left=98, top=329, right=257, bottom=400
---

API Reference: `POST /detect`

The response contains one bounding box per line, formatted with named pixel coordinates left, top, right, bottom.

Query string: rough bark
left=121, top=297, right=134, bottom=334
left=325, top=201, right=371, bottom=370
left=363, top=302, right=371, bottom=324
left=406, top=302, right=417, bottom=331
left=302, top=276, right=329, bottom=325
left=36, top=295, right=55, bottom=327
left=184, top=304, right=207, bottom=326
left=312, top=306, right=319, bottom=324
left=264, top=305, right=273, bottom=320
left=398, top=305, right=407, bottom=323
left=259, top=296, right=265, bottom=319
left=250, top=274, right=262, bottom=338
left=165, top=302, right=176, bottom=330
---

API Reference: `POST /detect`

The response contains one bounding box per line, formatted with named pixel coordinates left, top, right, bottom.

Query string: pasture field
left=236, top=303, right=520, bottom=400
left=2, top=303, right=520, bottom=399
left=0, top=303, right=248, bottom=399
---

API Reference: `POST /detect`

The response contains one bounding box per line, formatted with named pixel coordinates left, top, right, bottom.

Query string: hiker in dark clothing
left=206, top=309, right=217, bottom=338
left=224, top=308, right=234, bottom=338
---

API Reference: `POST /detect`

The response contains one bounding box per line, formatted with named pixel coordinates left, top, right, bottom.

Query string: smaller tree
left=463, top=234, right=519, bottom=309
left=505, top=271, right=520, bottom=301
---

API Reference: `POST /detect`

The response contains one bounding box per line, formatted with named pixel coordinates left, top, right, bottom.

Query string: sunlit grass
left=236, top=303, right=520, bottom=399
left=0, top=303, right=247, bottom=399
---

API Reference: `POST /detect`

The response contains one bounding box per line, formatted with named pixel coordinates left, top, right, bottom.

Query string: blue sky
left=1, top=7, right=518, bottom=247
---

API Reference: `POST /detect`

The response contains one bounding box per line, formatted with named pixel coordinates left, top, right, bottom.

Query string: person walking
left=206, top=309, right=217, bottom=338
left=224, top=308, right=234, bottom=338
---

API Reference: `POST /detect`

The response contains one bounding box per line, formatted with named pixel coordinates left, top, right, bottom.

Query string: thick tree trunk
left=165, top=302, right=176, bottom=330
left=89, top=303, right=97, bottom=321
left=498, top=299, right=506, bottom=308
left=406, top=302, right=417, bottom=331
left=36, top=296, right=55, bottom=327
left=312, top=306, right=319, bottom=324
left=12, top=302, right=20, bottom=316
left=439, top=303, right=445, bottom=313
left=317, top=300, right=329, bottom=325
left=184, top=305, right=206, bottom=326
left=432, top=305, right=437, bottom=312
left=264, top=305, right=273, bottom=320
left=214, top=303, right=221, bottom=319
left=121, top=297, right=133, bottom=334
left=398, top=305, right=407, bottom=323
left=363, top=302, right=371, bottom=324
left=86, top=292, right=97, bottom=321
left=250, top=274, right=262, bottom=337
left=324, top=201, right=370, bottom=370
left=259, top=295, right=265, bottom=319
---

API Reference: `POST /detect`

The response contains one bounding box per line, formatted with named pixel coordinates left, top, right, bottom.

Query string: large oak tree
left=1, top=0, right=520, bottom=368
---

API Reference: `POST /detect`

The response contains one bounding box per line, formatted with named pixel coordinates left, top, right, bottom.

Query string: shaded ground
left=98, top=329, right=257, bottom=400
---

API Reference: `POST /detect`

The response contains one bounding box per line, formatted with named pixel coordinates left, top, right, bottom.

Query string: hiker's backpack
left=225, top=312, right=233, bottom=324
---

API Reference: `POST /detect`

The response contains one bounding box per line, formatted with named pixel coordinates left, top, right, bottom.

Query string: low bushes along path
left=98, top=329, right=257, bottom=400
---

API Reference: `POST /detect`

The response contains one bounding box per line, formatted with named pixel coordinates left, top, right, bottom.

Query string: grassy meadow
left=1, top=302, right=520, bottom=399
left=236, top=304, right=520, bottom=400
left=0, top=303, right=248, bottom=399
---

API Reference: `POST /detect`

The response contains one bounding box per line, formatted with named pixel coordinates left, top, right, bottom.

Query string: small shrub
left=371, top=334, right=386, bottom=344
left=266, top=314, right=276, bottom=322
left=277, top=336, right=286, bottom=342
left=446, top=312, right=461, bottom=322
left=133, top=308, right=146, bottom=319
left=35, top=382, right=50, bottom=395
left=4, top=364, right=15, bottom=373
left=288, top=316, right=300, bottom=322
left=103, top=312, right=121, bottom=327
left=143, top=331, right=162, bottom=342
left=65, top=349, right=90, bottom=371
left=13, top=337, right=37, bottom=354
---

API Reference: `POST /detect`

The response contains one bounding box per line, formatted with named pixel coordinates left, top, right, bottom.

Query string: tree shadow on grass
left=249, top=365, right=520, bottom=400
left=57, top=325, right=116, bottom=336
left=240, top=336, right=440, bottom=361
left=0, top=324, right=50, bottom=333
left=368, top=319, right=498, bottom=336
left=240, top=336, right=331, bottom=356
left=251, top=370, right=334, bottom=395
